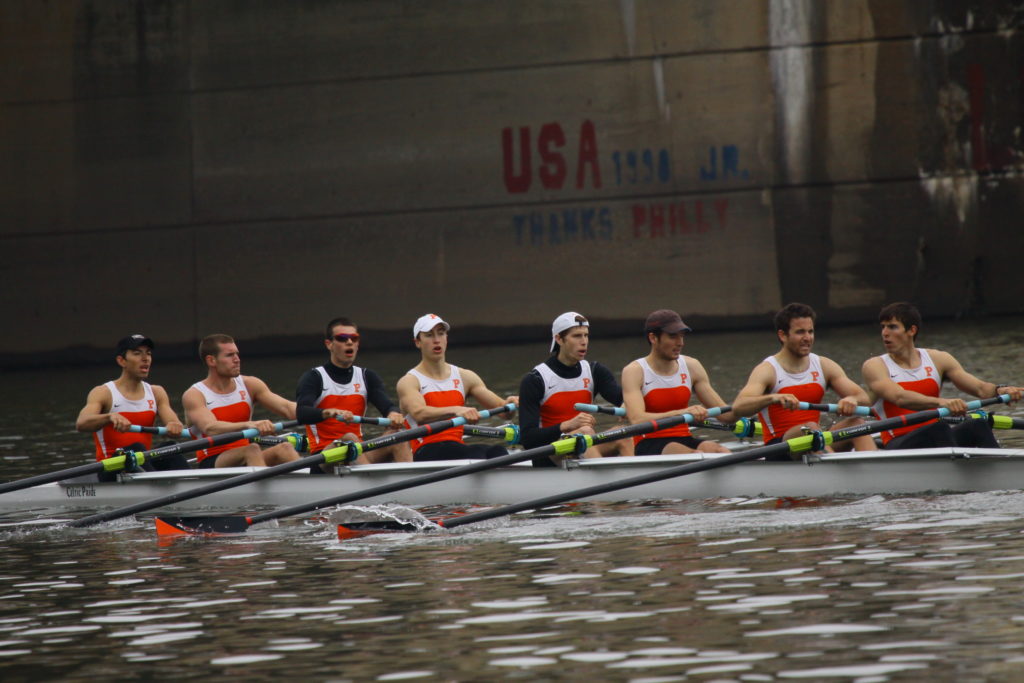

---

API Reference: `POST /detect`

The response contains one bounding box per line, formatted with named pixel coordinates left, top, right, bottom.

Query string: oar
left=464, top=424, right=520, bottom=444
left=152, top=406, right=732, bottom=535
left=574, top=403, right=761, bottom=438
left=127, top=425, right=178, bottom=436
left=347, top=395, right=1012, bottom=534
left=798, top=402, right=873, bottom=417
left=0, top=421, right=298, bottom=496
left=65, top=405, right=515, bottom=530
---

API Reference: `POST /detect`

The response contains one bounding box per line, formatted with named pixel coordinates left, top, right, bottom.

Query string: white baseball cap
left=413, top=313, right=450, bottom=339
left=550, top=311, right=588, bottom=352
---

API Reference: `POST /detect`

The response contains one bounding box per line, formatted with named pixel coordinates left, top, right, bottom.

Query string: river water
left=1, top=317, right=1023, bottom=680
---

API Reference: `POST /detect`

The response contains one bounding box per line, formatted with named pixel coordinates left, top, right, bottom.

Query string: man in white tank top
left=182, top=334, right=307, bottom=468
left=396, top=314, right=518, bottom=461
left=76, top=335, right=187, bottom=479
left=621, top=309, right=732, bottom=455
left=861, top=301, right=1022, bottom=449
left=734, top=303, right=876, bottom=457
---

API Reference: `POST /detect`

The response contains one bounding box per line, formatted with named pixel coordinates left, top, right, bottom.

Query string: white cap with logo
left=550, top=311, right=589, bottom=352
left=413, top=313, right=450, bottom=339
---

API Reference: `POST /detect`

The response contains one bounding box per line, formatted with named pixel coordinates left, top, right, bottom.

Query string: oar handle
left=128, top=425, right=174, bottom=435
left=574, top=403, right=625, bottom=417
left=797, top=402, right=873, bottom=417
left=337, top=415, right=391, bottom=427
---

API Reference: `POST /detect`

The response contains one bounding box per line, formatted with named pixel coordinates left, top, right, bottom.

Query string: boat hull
left=3, top=448, right=1024, bottom=516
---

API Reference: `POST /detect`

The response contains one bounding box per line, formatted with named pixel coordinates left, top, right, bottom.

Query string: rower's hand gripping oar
left=358, top=395, right=1013, bottom=535
left=574, top=403, right=761, bottom=438
left=155, top=405, right=732, bottom=536
left=0, top=421, right=298, bottom=496
left=67, top=404, right=515, bottom=531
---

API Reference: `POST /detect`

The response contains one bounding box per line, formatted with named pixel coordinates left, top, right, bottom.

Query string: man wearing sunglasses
left=296, top=317, right=411, bottom=469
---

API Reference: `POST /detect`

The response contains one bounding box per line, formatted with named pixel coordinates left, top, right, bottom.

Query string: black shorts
left=414, top=441, right=507, bottom=462
left=197, top=455, right=218, bottom=469
left=884, top=419, right=998, bottom=450
left=635, top=436, right=705, bottom=456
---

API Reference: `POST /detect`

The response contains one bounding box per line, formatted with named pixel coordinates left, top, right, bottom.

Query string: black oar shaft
left=440, top=396, right=1009, bottom=530
left=248, top=407, right=731, bottom=525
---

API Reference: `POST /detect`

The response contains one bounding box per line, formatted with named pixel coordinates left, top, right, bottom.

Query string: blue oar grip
left=797, top=402, right=872, bottom=416
left=479, top=403, right=516, bottom=419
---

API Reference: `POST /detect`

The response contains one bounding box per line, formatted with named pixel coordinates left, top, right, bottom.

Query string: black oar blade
left=336, top=520, right=435, bottom=540
left=154, top=515, right=251, bottom=536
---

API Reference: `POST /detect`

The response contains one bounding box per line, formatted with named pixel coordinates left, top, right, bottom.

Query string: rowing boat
left=5, top=447, right=1024, bottom=515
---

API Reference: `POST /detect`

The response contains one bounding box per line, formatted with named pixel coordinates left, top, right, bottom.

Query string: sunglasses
left=332, top=333, right=360, bottom=343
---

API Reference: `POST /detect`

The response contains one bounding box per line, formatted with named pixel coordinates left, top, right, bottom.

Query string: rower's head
left=644, top=310, right=690, bottom=358
left=325, top=317, right=360, bottom=368
left=413, top=314, right=450, bottom=359
left=199, top=333, right=240, bottom=377
left=115, top=334, right=154, bottom=378
left=551, top=312, right=589, bottom=362
left=878, top=301, right=921, bottom=346
left=775, top=303, right=816, bottom=356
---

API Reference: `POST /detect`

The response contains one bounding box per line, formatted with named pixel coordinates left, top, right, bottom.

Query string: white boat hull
left=3, top=448, right=1024, bottom=516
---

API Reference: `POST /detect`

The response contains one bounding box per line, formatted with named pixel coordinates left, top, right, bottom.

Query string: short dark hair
left=325, top=317, right=356, bottom=339
left=878, top=302, right=921, bottom=340
left=774, top=303, right=816, bottom=335
left=199, top=334, right=234, bottom=363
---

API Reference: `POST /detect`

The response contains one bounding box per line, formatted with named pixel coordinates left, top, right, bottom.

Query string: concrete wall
left=1, top=1, right=1022, bottom=364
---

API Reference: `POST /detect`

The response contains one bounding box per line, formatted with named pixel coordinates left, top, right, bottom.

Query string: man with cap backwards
left=519, top=312, right=632, bottom=466
left=76, top=335, right=189, bottom=480
left=397, top=314, right=519, bottom=461
left=733, top=302, right=876, bottom=457
left=621, top=310, right=732, bottom=456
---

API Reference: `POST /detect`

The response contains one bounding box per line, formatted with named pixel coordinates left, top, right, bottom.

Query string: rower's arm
left=731, top=362, right=797, bottom=417
left=463, top=368, right=517, bottom=410
left=75, top=385, right=124, bottom=433
left=822, top=357, right=871, bottom=406
left=182, top=386, right=272, bottom=435
left=861, top=356, right=947, bottom=410
left=152, top=385, right=184, bottom=436
left=397, top=373, right=471, bottom=423
left=247, top=376, right=297, bottom=420
left=688, top=357, right=735, bottom=421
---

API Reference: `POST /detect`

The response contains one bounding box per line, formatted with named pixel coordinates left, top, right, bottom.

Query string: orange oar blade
left=154, top=515, right=251, bottom=536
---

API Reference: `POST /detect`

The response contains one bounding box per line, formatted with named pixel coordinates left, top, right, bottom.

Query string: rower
left=621, top=309, right=732, bottom=456
left=861, top=301, right=1023, bottom=449
left=397, top=314, right=518, bottom=461
left=183, top=334, right=303, bottom=468
left=296, top=317, right=411, bottom=471
left=519, top=311, right=633, bottom=466
left=733, top=303, right=876, bottom=458
left=76, top=334, right=188, bottom=481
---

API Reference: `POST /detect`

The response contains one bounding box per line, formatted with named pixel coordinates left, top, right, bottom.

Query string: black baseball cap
left=116, top=334, right=155, bottom=355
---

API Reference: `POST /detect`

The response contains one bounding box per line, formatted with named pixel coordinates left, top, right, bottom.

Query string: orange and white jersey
left=872, top=349, right=942, bottom=444
left=758, top=354, right=826, bottom=442
left=404, top=365, right=466, bottom=452
left=306, top=366, right=368, bottom=453
left=535, top=361, right=594, bottom=428
left=633, top=357, right=694, bottom=444
left=190, top=377, right=254, bottom=462
left=93, top=381, right=157, bottom=461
